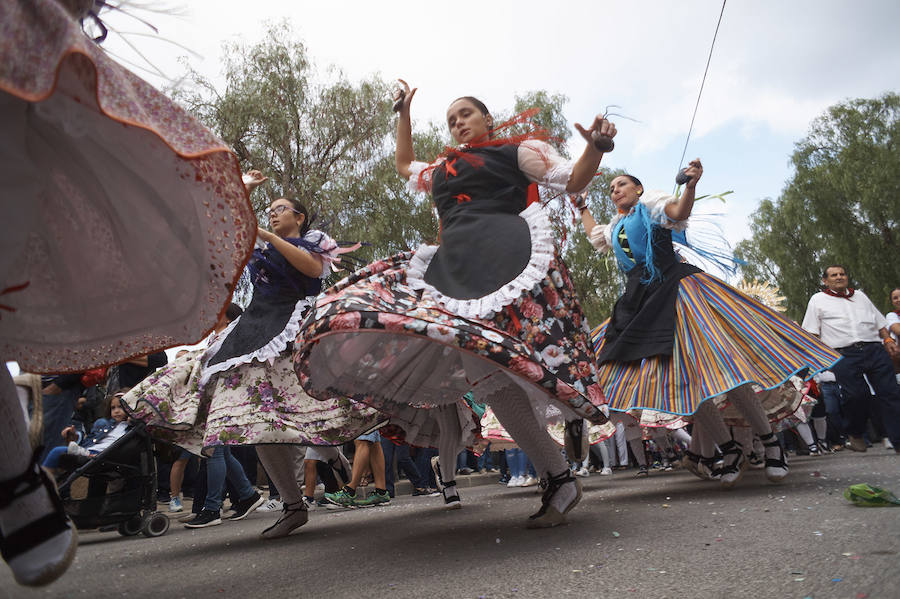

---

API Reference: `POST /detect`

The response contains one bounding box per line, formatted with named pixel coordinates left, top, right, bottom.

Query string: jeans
left=39, top=389, right=79, bottom=462
left=381, top=439, right=424, bottom=496
left=203, top=446, right=256, bottom=512
left=817, top=381, right=846, bottom=439
left=477, top=444, right=494, bottom=470
left=831, top=344, right=900, bottom=445
left=413, top=447, right=438, bottom=488
left=504, top=448, right=534, bottom=478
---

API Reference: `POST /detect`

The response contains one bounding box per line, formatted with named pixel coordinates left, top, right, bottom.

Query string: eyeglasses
left=265, top=205, right=301, bottom=218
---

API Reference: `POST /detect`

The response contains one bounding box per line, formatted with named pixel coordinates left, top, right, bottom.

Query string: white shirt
left=801, top=290, right=887, bottom=348
left=886, top=311, right=900, bottom=342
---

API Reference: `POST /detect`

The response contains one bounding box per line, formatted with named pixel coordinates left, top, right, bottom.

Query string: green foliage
left=737, top=93, right=900, bottom=318
left=173, top=22, right=628, bottom=322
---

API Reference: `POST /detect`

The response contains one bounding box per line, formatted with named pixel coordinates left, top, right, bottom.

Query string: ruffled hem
left=406, top=202, right=555, bottom=319
left=0, top=1, right=255, bottom=373
left=593, top=273, right=841, bottom=416
left=199, top=297, right=314, bottom=386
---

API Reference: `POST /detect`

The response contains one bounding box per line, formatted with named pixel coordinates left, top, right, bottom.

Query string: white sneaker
left=599, top=467, right=612, bottom=475
left=884, top=438, right=895, bottom=450
left=522, top=475, right=539, bottom=487
left=506, top=475, right=521, bottom=488
left=575, top=467, right=590, bottom=478
left=66, top=442, right=91, bottom=457
left=257, top=498, right=284, bottom=513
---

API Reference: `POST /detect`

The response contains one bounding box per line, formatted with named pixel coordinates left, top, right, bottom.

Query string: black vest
left=424, top=145, right=533, bottom=300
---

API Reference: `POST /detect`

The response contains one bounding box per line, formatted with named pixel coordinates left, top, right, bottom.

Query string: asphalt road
left=2, top=449, right=898, bottom=599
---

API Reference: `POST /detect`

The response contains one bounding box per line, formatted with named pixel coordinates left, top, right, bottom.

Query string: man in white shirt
left=801, top=265, right=900, bottom=453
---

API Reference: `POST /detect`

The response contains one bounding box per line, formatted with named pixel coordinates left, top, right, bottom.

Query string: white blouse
left=406, top=140, right=580, bottom=195
left=587, top=190, right=687, bottom=253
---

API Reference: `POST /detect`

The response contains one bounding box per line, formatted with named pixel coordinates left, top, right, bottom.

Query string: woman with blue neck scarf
left=577, top=162, right=841, bottom=487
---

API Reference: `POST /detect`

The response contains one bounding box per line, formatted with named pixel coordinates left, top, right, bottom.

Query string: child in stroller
left=50, top=392, right=169, bottom=538
left=43, top=393, right=129, bottom=472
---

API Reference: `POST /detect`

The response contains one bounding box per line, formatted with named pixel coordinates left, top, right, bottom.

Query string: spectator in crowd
left=324, top=430, right=390, bottom=508
left=109, top=351, right=167, bottom=391
left=38, top=374, right=85, bottom=462
left=801, top=266, right=900, bottom=453
left=885, top=287, right=900, bottom=382
left=380, top=436, right=428, bottom=497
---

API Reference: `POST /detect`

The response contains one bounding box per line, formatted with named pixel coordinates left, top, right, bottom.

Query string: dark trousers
left=832, top=343, right=900, bottom=444
left=412, top=446, right=438, bottom=488
left=39, top=389, right=79, bottom=462
left=381, top=438, right=424, bottom=497
left=817, top=381, right=847, bottom=442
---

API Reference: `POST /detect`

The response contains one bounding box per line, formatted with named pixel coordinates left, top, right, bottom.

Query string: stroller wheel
left=118, top=516, right=143, bottom=536
left=141, top=513, right=170, bottom=538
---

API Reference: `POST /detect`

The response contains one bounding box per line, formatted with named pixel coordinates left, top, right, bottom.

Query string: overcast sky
left=102, top=0, right=900, bottom=247
left=6, top=1, right=898, bottom=376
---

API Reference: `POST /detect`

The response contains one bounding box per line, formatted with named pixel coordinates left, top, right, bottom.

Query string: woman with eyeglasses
left=123, top=171, right=383, bottom=538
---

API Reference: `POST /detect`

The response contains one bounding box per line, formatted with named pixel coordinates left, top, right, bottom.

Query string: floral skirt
left=294, top=251, right=611, bottom=433
left=122, top=349, right=384, bottom=456
left=591, top=272, right=841, bottom=422
left=0, top=0, right=254, bottom=373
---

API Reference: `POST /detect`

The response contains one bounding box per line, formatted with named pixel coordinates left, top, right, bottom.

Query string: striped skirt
left=591, top=272, right=841, bottom=417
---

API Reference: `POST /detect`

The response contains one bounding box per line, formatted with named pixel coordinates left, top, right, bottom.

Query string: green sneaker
left=355, top=489, right=391, bottom=507
left=324, top=488, right=357, bottom=509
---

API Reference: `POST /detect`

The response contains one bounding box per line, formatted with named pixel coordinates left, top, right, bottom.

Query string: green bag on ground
left=843, top=483, right=900, bottom=507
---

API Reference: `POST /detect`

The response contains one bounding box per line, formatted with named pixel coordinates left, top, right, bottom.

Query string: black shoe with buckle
left=441, top=480, right=461, bottom=510
left=526, top=469, right=582, bottom=529
left=716, top=440, right=746, bottom=488
left=761, top=434, right=788, bottom=482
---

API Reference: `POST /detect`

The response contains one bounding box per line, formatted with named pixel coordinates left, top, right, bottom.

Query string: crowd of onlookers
left=16, top=272, right=899, bottom=528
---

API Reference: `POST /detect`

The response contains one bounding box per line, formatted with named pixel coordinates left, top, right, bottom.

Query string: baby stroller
left=56, top=421, right=170, bottom=538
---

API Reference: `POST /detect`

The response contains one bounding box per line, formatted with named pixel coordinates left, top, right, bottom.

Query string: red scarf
left=417, top=108, right=558, bottom=189
left=823, top=287, right=855, bottom=300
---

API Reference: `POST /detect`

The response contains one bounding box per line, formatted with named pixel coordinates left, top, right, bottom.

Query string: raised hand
left=393, top=79, right=417, bottom=115
left=574, top=115, right=617, bottom=153
left=682, top=158, right=703, bottom=188
left=242, top=170, right=268, bottom=192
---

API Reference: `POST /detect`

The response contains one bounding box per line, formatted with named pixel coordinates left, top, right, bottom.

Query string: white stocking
left=434, top=404, right=464, bottom=486
left=795, top=422, right=815, bottom=447
left=727, top=385, right=773, bottom=436
left=692, top=400, right=732, bottom=446
left=486, top=385, right=567, bottom=478
left=257, top=445, right=304, bottom=505
left=812, top=417, right=827, bottom=441
left=0, top=364, right=54, bottom=533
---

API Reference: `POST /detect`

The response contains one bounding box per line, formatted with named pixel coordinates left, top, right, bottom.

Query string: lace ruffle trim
left=406, top=202, right=555, bottom=320
left=198, top=297, right=313, bottom=387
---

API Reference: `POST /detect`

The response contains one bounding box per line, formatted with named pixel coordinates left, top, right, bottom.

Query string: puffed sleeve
left=641, top=189, right=688, bottom=232
left=588, top=223, right=612, bottom=252
left=517, top=140, right=582, bottom=193
left=407, top=160, right=436, bottom=194
left=300, top=230, right=343, bottom=279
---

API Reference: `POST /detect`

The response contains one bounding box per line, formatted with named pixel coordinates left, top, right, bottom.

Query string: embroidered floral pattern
left=122, top=348, right=384, bottom=456
left=294, top=250, right=609, bottom=424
